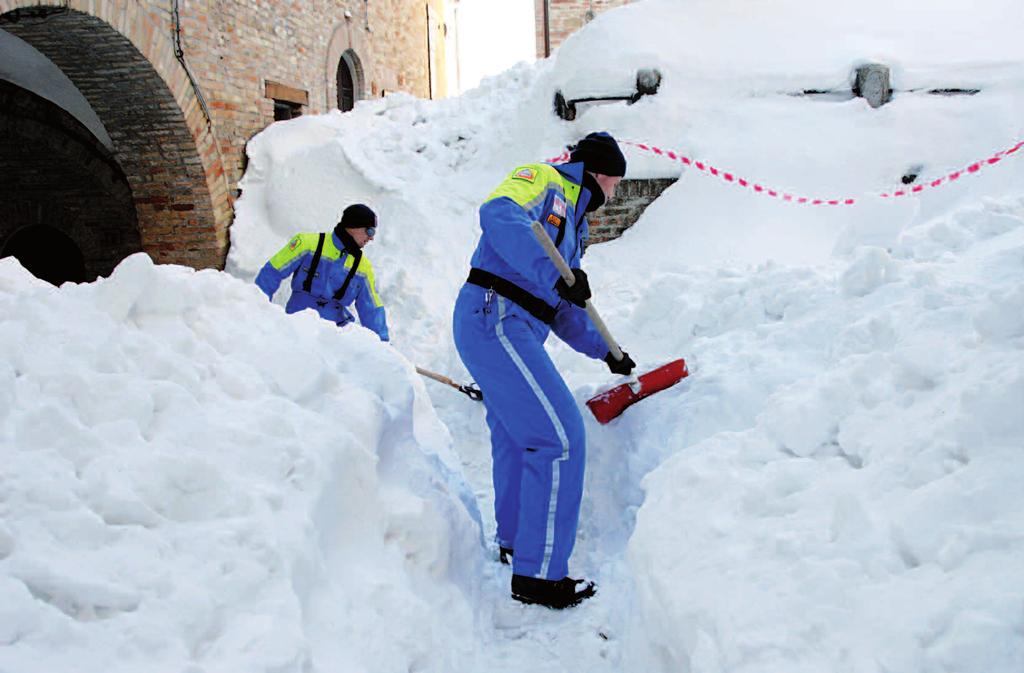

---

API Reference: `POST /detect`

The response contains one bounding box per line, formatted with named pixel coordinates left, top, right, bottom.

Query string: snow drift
left=0, top=255, right=482, bottom=673
left=619, top=195, right=1024, bottom=672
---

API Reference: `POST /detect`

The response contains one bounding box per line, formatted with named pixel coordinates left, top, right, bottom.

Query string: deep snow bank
left=0, top=255, right=481, bottom=673
left=621, top=196, right=1024, bottom=673
left=544, top=0, right=1024, bottom=264
left=552, top=0, right=1024, bottom=96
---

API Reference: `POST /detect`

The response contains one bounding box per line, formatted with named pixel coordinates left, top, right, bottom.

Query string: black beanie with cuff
left=568, top=132, right=627, bottom=177
left=337, top=204, right=377, bottom=232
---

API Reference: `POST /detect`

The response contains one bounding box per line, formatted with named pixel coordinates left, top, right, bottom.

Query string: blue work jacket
left=255, top=231, right=389, bottom=341
left=469, top=161, right=606, bottom=359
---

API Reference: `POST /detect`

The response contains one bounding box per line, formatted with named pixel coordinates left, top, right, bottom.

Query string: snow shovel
left=530, top=221, right=688, bottom=424
left=415, top=366, right=484, bottom=401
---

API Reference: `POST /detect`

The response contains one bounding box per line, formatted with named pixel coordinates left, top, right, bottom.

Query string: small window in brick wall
left=265, top=80, right=308, bottom=122
left=273, top=100, right=302, bottom=121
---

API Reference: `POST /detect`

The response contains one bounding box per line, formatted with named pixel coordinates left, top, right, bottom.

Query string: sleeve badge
left=513, top=167, right=537, bottom=183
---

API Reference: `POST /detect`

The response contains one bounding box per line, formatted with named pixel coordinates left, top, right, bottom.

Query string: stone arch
left=326, top=21, right=372, bottom=110
left=0, top=1, right=232, bottom=271
left=0, top=80, right=140, bottom=280
left=336, top=49, right=365, bottom=112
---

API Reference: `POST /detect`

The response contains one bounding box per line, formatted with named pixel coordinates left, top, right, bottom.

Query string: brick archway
left=0, top=80, right=141, bottom=279
left=0, top=1, right=231, bottom=270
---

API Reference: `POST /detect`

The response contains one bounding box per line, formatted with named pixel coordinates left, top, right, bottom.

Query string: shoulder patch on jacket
left=512, top=167, right=537, bottom=183
left=288, top=235, right=302, bottom=251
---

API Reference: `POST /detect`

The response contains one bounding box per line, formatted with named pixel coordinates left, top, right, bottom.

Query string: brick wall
left=587, top=177, right=676, bottom=244
left=0, top=0, right=449, bottom=274
left=178, top=0, right=449, bottom=190
left=534, top=0, right=630, bottom=58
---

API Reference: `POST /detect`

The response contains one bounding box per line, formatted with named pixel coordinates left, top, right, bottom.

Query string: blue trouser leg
left=453, top=287, right=586, bottom=580
left=486, top=410, right=521, bottom=549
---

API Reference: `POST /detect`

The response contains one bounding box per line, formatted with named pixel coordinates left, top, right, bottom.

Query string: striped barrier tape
left=547, top=138, right=1024, bottom=206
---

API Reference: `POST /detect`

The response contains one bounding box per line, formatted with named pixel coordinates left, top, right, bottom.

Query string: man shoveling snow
left=452, top=132, right=636, bottom=609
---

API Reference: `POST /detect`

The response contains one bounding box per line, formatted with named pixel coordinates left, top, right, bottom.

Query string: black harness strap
left=466, top=268, right=556, bottom=325
left=332, top=249, right=362, bottom=301
left=302, top=233, right=326, bottom=293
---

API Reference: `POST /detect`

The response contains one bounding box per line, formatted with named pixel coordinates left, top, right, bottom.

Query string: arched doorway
left=336, top=49, right=364, bottom=112
left=1, top=224, right=87, bottom=286
left=0, top=3, right=230, bottom=272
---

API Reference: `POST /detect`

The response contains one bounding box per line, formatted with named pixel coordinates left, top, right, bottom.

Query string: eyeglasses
left=364, top=226, right=376, bottom=238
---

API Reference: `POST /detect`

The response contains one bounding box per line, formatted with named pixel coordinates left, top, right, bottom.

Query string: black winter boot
left=511, top=574, right=597, bottom=609
left=499, top=547, right=513, bottom=565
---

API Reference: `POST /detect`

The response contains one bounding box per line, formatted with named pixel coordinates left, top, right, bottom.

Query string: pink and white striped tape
left=546, top=138, right=1024, bottom=206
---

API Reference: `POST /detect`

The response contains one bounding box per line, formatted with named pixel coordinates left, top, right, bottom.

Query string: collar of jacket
left=553, top=161, right=585, bottom=185
left=554, top=161, right=593, bottom=216
left=333, top=230, right=360, bottom=255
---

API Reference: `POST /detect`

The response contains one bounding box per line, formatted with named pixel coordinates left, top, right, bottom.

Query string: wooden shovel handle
left=415, top=366, right=484, bottom=401
left=415, top=366, right=456, bottom=387
left=530, top=221, right=624, bottom=361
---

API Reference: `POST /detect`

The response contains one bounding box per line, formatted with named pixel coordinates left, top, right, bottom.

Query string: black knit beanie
left=336, top=204, right=377, bottom=232
left=569, top=132, right=626, bottom=177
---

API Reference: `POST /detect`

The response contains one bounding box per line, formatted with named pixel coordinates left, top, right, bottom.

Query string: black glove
left=554, top=268, right=592, bottom=308
left=605, top=351, right=636, bottom=376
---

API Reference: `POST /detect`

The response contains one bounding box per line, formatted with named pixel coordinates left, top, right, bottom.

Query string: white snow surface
left=6, top=1, right=1024, bottom=671
left=0, top=255, right=484, bottom=673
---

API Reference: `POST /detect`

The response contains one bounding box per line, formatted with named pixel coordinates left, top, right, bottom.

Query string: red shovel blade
left=585, top=358, right=689, bottom=424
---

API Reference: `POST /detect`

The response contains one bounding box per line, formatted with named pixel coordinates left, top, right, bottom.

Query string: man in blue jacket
left=255, top=204, right=389, bottom=341
left=453, top=132, right=636, bottom=609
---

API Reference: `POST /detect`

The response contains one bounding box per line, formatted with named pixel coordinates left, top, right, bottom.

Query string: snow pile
left=220, top=0, right=1024, bottom=668
left=0, top=255, right=481, bottom=673
left=552, top=0, right=1024, bottom=95
left=4, top=0, right=1024, bottom=670
left=226, top=65, right=563, bottom=367
left=614, top=194, right=1024, bottom=671
left=544, top=0, right=1024, bottom=262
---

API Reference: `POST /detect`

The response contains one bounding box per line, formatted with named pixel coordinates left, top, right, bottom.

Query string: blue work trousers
left=453, top=284, right=586, bottom=580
